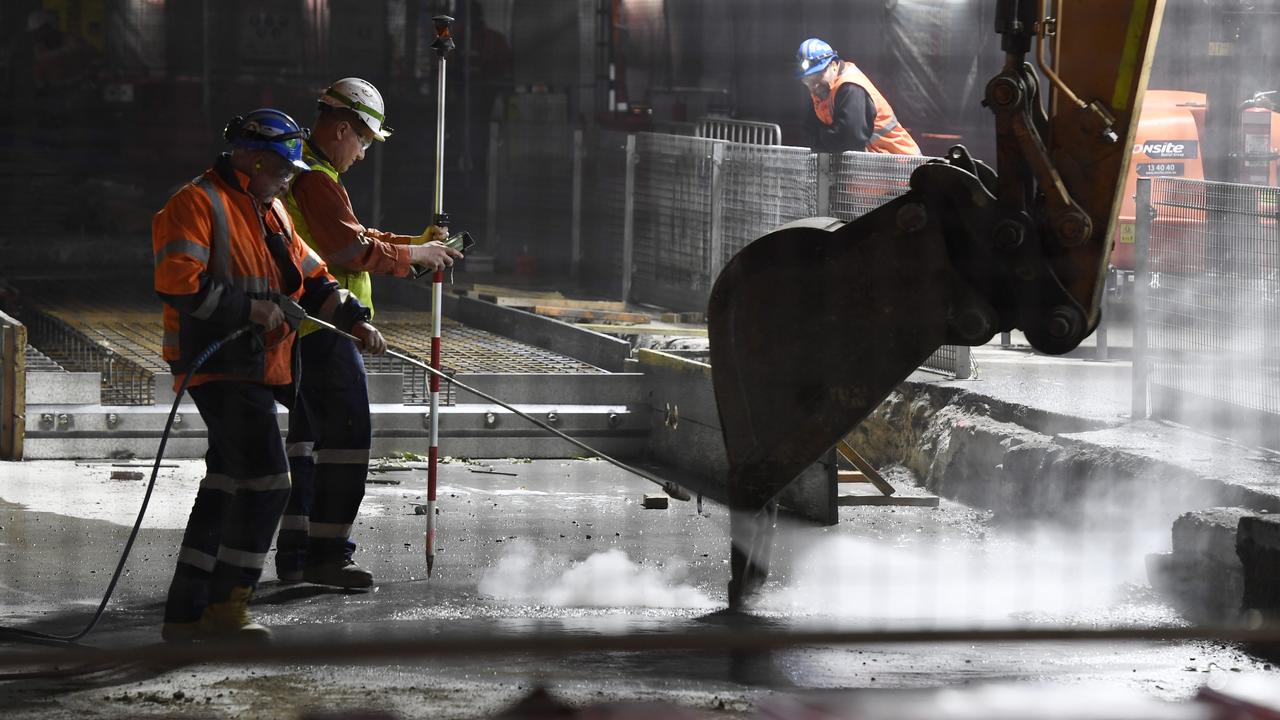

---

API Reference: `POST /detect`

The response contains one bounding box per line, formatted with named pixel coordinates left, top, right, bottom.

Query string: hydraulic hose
left=0, top=325, right=255, bottom=650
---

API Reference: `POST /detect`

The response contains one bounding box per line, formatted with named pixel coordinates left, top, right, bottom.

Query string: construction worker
left=274, top=77, right=463, bottom=588
left=155, top=108, right=386, bottom=643
left=796, top=38, right=921, bottom=155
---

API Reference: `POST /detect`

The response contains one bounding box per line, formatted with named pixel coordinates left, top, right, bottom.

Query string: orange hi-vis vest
left=812, top=62, right=921, bottom=155
left=153, top=162, right=331, bottom=390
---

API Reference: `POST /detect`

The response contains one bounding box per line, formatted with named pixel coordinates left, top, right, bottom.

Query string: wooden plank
left=837, top=440, right=896, bottom=496
left=578, top=323, right=709, bottom=337
left=838, top=470, right=869, bottom=484
left=464, top=284, right=567, bottom=301
left=533, top=306, right=652, bottom=324
left=0, top=313, right=26, bottom=461
left=837, top=495, right=940, bottom=507
left=486, top=297, right=631, bottom=312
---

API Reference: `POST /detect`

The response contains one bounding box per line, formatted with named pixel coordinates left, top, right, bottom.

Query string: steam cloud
left=478, top=543, right=715, bottom=609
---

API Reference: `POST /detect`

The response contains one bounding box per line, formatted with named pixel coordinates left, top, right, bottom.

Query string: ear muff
left=223, top=116, right=246, bottom=143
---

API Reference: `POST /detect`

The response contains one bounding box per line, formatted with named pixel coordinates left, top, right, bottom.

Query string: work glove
left=408, top=241, right=464, bottom=273
left=412, top=224, right=449, bottom=245
left=352, top=321, right=387, bottom=355
left=248, top=298, right=285, bottom=331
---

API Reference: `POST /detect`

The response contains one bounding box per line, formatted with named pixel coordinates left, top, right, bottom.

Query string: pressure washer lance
left=277, top=299, right=692, bottom=527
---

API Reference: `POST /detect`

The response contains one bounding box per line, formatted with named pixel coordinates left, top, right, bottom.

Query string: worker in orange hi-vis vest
left=153, top=108, right=385, bottom=645
left=796, top=37, right=921, bottom=155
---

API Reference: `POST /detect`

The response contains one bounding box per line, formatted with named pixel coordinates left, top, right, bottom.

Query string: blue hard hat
left=223, top=108, right=311, bottom=171
left=796, top=38, right=837, bottom=78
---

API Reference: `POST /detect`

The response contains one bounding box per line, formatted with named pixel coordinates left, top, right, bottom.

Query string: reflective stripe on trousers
left=164, top=381, right=293, bottom=624
left=276, top=330, right=371, bottom=571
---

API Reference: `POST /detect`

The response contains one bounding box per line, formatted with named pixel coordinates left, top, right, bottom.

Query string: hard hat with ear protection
left=223, top=108, right=312, bottom=171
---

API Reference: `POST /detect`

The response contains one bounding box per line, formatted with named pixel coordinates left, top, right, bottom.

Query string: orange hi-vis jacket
left=153, top=154, right=369, bottom=390
left=812, top=62, right=921, bottom=155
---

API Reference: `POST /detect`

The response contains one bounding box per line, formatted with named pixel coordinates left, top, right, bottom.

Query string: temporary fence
left=1132, top=176, right=1280, bottom=448
left=560, top=132, right=970, bottom=378
left=693, top=116, right=783, bottom=145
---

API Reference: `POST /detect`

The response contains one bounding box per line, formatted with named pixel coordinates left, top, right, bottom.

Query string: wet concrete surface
left=0, top=459, right=1271, bottom=718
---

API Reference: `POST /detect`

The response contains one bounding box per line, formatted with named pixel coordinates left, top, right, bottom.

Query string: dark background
left=2, top=0, right=1277, bottom=270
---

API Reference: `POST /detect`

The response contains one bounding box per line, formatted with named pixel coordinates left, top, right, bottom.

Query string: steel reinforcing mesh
left=1146, top=178, right=1280, bottom=416
left=21, top=307, right=161, bottom=406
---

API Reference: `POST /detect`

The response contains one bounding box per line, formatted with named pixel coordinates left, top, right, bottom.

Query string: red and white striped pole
left=426, top=14, right=454, bottom=578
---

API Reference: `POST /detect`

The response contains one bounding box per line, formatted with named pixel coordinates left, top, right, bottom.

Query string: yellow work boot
left=200, top=586, right=272, bottom=643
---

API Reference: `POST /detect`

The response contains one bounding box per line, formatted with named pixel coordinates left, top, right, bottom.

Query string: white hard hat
left=319, top=77, right=391, bottom=141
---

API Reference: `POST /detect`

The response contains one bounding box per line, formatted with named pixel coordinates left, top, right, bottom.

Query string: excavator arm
left=709, top=0, right=1165, bottom=606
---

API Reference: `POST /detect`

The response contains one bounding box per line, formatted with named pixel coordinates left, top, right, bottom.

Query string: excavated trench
left=847, top=379, right=1280, bottom=629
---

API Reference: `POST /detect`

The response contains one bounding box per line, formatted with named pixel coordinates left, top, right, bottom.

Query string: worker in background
left=796, top=38, right=921, bottom=155
left=155, top=108, right=386, bottom=643
left=275, top=77, right=463, bottom=589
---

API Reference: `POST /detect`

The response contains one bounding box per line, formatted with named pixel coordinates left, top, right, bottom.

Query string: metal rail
left=694, top=116, right=782, bottom=146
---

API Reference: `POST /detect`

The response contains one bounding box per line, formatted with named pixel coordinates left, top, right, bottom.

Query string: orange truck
left=1111, top=89, right=1280, bottom=275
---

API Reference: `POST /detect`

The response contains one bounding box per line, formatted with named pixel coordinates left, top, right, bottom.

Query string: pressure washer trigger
left=274, top=294, right=308, bottom=331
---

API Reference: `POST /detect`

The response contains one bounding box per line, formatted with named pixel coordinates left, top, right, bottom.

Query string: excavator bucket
left=710, top=163, right=989, bottom=604
left=710, top=0, right=1166, bottom=607
left=709, top=208, right=952, bottom=515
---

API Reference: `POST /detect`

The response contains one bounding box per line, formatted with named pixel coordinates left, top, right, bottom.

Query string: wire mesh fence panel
left=632, top=133, right=718, bottom=301
left=1143, top=178, right=1280, bottom=447
left=718, top=144, right=819, bottom=268
left=580, top=129, right=630, bottom=297
left=831, top=152, right=933, bottom=221
left=830, top=151, right=972, bottom=376
left=921, top=345, right=972, bottom=379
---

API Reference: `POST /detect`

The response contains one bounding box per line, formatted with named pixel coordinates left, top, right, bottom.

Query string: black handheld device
left=411, top=231, right=476, bottom=278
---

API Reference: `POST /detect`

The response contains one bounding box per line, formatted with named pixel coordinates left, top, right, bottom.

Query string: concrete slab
left=0, top=459, right=1269, bottom=719
left=20, top=402, right=647, bottom=461
left=1238, top=514, right=1280, bottom=616
left=24, top=371, right=99, bottom=405
left=1147, top=508, right=1252, bottom=623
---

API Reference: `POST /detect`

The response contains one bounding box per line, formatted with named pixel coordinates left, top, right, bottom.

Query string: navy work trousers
left=276, top=329, right=371, bottom=573
left=164, top=381, right=293, bottom=624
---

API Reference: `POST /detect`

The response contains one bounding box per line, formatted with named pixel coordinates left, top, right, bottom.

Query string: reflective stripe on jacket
left=812, top=62, right=921, bottom=155
left=283, top=144, right=373, bottom=337
left=153, top=156, right=334, bottom=389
